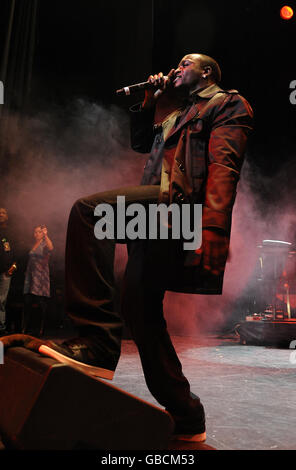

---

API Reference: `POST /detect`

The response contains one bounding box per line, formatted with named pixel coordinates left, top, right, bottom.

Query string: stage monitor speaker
left=236, top=320, right=296, bottom=347
left=0, top=347, right=174, bottom=450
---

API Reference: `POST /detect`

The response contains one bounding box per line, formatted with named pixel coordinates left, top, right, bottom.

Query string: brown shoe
left=0, top=334, right=115, bottom=380
left=39, top=338, right=115, bottom=380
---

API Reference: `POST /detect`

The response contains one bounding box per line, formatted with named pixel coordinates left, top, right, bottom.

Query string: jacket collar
left=190, top=83, right=224, bottom=100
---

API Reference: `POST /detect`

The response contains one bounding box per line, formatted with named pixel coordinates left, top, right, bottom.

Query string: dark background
left=0, top=0, right=295, bottom=334
left=0, top=0, right=295, bottom=174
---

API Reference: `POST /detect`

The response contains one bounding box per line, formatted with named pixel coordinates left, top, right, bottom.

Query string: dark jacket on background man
left=0, top=227, right=14, bottom=274
left=130, top=83, right=253, bottom=294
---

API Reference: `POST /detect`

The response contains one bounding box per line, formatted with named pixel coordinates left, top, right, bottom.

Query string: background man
left=0, top=208, right=17, bottom=333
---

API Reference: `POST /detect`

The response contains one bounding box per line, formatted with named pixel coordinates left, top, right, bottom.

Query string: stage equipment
left=254, top=240, right=294, bottom=320
left=236, top=319, right=296, bottom=347
left=0, top=347, right=174, bottom=450
left=236, top=240, right=296, bottom=346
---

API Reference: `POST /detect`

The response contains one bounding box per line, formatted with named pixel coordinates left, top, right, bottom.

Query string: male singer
left=1, top=53, right=253, bottom=442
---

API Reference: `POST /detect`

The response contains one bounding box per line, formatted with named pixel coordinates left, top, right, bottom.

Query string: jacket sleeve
left=129, top=103, right=156, bottom=154
left=202, top=93, right=253, bottom=234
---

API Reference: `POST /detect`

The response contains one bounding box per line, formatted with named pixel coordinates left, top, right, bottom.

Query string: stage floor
left=109, top=335, right=296, bottom=450
left=1, top=334, right=295, bottom=451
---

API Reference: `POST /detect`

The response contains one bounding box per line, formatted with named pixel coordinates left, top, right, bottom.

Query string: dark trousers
left=65, top=185, right=205, bottom=432
left=22, top=293, right=49, bottom=336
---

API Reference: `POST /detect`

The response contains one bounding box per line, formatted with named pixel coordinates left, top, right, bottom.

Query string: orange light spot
left=280, top=5, right=294, bottom=20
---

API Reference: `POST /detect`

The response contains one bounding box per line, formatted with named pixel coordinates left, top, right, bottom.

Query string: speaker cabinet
left=0, top=347, right=174, bottom=450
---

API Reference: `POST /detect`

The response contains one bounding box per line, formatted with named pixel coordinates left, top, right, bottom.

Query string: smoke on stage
left=0, top=101, right=295, bottom=336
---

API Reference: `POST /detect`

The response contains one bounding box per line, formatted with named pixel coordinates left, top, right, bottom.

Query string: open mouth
left=173, top=74, right=182, bottom=83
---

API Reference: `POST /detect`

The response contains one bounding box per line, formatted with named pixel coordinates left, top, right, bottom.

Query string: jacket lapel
left=164, top=84, right=224, bottom=142
left=164, top=104, right=198, bottom=142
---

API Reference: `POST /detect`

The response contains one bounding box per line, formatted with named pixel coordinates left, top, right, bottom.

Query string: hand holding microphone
left=116, top=68, right=176, bottom=108
left=142, top=69, right=175, bottom=109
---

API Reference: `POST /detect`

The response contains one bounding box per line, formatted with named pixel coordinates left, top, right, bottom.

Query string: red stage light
left=280, top=5, right=294, bottom=20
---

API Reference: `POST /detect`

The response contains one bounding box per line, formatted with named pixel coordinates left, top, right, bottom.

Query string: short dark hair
left=198, top=54, right=222, bottom=83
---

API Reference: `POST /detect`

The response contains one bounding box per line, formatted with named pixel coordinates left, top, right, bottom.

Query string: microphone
left=116, top=76, right=169, bottom=96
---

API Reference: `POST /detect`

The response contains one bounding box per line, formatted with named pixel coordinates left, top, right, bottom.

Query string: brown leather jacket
left=130, top=84, right=253, bottom=294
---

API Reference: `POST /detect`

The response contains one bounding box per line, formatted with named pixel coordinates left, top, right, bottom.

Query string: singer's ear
left=202, top=65, right=212, bottom=79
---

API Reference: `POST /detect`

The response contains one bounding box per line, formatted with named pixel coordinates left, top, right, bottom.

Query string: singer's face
left=173, top=54, right=204, bottom=91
